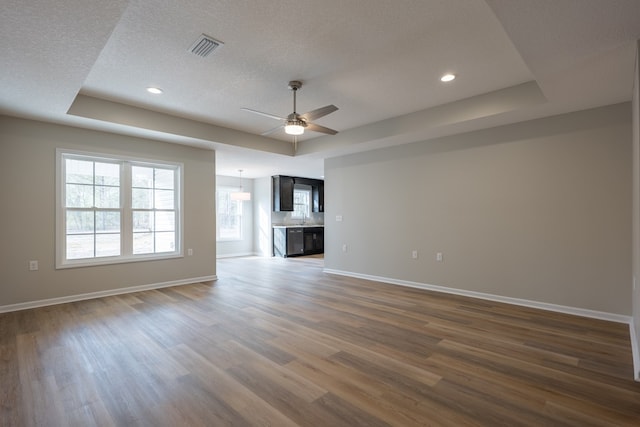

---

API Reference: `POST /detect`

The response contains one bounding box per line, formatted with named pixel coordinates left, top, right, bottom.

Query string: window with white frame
left=291, top=186, right=311, bottom=220
left=216, top=187, right=242, bottom=241
left=56, top=150, right=182, bottom=268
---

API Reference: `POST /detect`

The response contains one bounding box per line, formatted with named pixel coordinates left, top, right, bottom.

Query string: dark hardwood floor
left=2, top=255, right=639, bottom=426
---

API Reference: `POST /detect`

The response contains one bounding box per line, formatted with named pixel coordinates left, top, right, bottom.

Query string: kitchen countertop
left=272, top=224, right=324, bottom=228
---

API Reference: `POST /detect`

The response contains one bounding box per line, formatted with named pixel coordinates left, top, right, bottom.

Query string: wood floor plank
left=286, top=354, right=431, bottom=427
left=422, top=319, right=582, bottom=367
left=311, top=392, right=394, bottom=427
left=2, top=256, right=640, bottom=426
left=225, top=339, right=329, bottom=402
left=246, top=305, right=444, bottom=387
left=542, top=397, right=640, bottom=426
left=436, top=339, right=640, bottom=419
left=0, top=343, right=22, bottom=426
left=168, top=343, right=299, bottom=426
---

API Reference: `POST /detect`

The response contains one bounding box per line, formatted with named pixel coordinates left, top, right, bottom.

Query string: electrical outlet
left=187, top=248, right=193, bottom=256
left=412, top=250, right=418, bottom=259
left=29, top=260, right=38, bottom=271
left=436, top=252, right=443, bottom=262
left=336, top=215, right=343, bottom=222
left=342, top=244, right=348, bottom=252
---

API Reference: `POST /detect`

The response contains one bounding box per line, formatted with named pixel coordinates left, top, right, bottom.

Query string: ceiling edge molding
left=67, top=95, right=294, bottom=156
left=296, top=81, right=547, bottom=156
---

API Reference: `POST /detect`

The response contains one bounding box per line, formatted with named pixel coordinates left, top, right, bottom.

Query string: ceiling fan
left=242, top=81, right=339, bottom=140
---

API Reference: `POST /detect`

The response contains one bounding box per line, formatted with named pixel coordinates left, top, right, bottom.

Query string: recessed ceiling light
left=440, top=74, right=456, bottom=82
left=146, top=87, right=163, bottom=94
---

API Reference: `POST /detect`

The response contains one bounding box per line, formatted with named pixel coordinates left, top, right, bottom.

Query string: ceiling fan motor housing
left=288, top=81, right=302, bottom=91
left=287, top=113, right=306, bottom=126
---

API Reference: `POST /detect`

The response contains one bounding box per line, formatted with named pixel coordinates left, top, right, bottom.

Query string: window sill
left=56, top=252, right=183, bottom=269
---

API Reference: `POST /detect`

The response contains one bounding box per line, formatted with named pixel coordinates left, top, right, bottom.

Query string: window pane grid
left=216, top=187, right=242, bottom=241
left=130, top=165, right=177, bottom=254
left=59, top=152, right=180, bottom=266
left=65, top=208, right=121, bottom=259
left=132, top=209, right=176, bottom=254
left=64, top=158, right=122, bottom=260
left=292, top=188, right=311, bottom=219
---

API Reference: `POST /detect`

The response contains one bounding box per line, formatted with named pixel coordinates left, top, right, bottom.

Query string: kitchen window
left=56, top=149, right=182, bottom=268
left=291, top=186, right=311, bottom=220
left=216, top=186, right=242, bottom=240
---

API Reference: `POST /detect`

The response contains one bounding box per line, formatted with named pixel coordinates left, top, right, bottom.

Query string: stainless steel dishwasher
left=286, top=228, right=304, bottom=256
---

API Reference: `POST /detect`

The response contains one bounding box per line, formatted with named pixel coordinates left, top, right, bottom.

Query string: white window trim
left=56, top=148, right=184, bottom=269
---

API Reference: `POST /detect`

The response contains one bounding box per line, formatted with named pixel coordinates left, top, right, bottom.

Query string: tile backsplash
left=272, top=211, right=324, bottom=226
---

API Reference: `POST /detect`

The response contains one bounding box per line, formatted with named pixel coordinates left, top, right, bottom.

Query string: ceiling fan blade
left=241, top=107, right=285, bottom=121
left=261, top=124, right=284, bottom=136
left=306, top=122, right=338, bottom=135
left=300, top=105, right=338, bottom=122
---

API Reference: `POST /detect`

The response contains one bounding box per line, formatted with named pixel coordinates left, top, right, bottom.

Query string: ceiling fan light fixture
left=440, top=73, right=456, bottom=82
left=285, top=123, right=304, bottom=135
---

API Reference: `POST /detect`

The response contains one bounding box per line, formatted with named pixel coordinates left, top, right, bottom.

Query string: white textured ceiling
left=2, top=0, right=640, bottom=178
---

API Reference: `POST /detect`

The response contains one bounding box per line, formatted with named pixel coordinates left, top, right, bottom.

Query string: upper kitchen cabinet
left=312, top=181, right=324, bottom=212
left=272, top=175, right=324, bottom=212
left=273, top=175, right=295, bottom=211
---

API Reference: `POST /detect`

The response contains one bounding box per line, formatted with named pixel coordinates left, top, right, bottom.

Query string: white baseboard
left=323, top=268, right=632, bottom=324
left=0, top=275, right=218, bottom=314
left=630, top=321, right=640, bottom=382
left=216, top=251, right=257, bottom=259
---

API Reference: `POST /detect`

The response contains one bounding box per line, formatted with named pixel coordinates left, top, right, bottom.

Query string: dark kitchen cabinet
left=303, top=227, right=324, bottom=254
left=312, top=182, right=324, bottom=212
left=273, top=175, right=295, bottom=211
left=272, top=175, right=324, bottom=212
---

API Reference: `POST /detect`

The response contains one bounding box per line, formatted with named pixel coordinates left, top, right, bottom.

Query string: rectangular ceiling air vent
left=189, top=34, right=224, bottom=57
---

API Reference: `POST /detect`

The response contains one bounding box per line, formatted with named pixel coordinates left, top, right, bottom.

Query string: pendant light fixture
left=230, top=169, right=251, bottom=201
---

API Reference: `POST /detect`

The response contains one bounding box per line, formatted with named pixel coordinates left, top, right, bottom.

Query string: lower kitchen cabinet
left=303, top=227, right=324, bottom=255
left=273, top=227, right=324, bottom=257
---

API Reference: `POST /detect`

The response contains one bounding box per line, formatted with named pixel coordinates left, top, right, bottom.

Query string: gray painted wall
left=0, top=116, right=216, bottom=307
left=325, top=103, right=632, bottom=315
